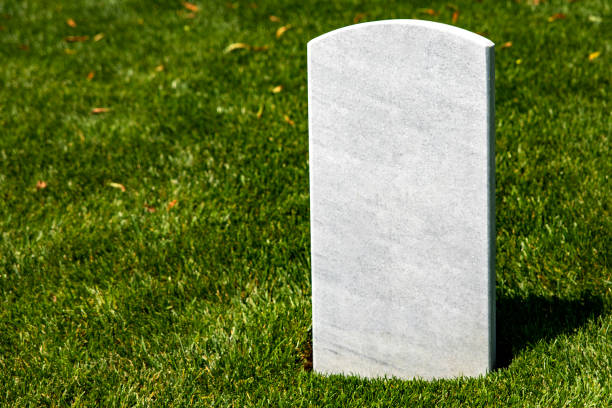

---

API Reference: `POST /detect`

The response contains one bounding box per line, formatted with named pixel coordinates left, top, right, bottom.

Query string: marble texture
left=308, top=20, right=495, bottom=380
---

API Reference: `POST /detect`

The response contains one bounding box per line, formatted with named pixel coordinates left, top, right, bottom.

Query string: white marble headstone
left=308, top=20, right=495, bottom=380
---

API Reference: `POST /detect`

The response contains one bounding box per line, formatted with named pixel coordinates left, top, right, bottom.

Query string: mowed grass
left=0, top=0, right=610, bottom=406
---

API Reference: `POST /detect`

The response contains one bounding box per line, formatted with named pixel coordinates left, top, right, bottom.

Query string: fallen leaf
left=452, top=10, right=459, bottom=24
left=66, top=18, right=77, bottom=27
left=144, top=204, right=156, bottom=213
left=155, top=64, right=165, bottom=72
left=284, top=114, right=295, bottom=126
left=276, top=24, right=291, bottom=39
left=269, top=15, right=281, bottom=22
left=51, top=295, right=57, bottom=303
left=500, top=41, right=513, bottom=49
left=109, top=182, right=126, bottom=192
left=183, top=2, right=199, bottom=12
left=272, top=85, right=283, bottom=93
left=588, top=51, right=601, bottom=61
left=91, top=107, right=110, bottom=114
left=548, top=13, right=566, bottom=22
left=93, top=33, right=104, bottom=42
left=256, top=104, right=264, bottom=119
left=36, top=180, right=47, bottom=190
left=64, top=48, right=76, bottom=54
left=353, top=13, right=367, bottom=23
left=65, top=35, right=88, bottom=42
left=224, top=42, right=250, bottom=53
left=87, top=71, right=95, bottom=80
left=167, top=199, right=178, bottom=211
left=419, top=9, right=438, bottom=16
left=252, top=45, right=269, bottom=51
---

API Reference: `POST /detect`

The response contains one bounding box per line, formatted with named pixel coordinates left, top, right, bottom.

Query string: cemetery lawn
left=0, top=0, right=610, bottom=406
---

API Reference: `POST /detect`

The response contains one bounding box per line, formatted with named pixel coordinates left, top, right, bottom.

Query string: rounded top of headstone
left=308, top=19, right=494, bottom=49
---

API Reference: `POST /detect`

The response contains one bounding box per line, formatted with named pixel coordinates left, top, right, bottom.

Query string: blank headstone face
left=308, top=20, right=495, bottom=380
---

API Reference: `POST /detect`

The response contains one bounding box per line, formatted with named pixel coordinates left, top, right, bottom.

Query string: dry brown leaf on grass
left=587, top=51, right=600, bottom=61
left=223, top=43, right=267, bottom=53
left=588, top=51, right=601, bottom=61
left=284, top=114, right=295, bottom=126
left=87, top=71, right=95, bottom=80
left=109, top=182, right=126, bottom=192
left=91, top=107, right=110, bottom=114
left=167, top=199, right=178, bottom=211
left=269, top=15, right=281, bottom=22
left=452, top=10, right=459, bottom=24
left=66, top=18, right=77, bottom=27
left=93, top=33, right=104, bottom=42
left=155, top=64, right=165, bottom=72
left=65, top=35, right=88, bottom=42
left=36, top=180, right=47, bottom=190
left=144, top=204, right=156, bottom=213
left=272, top=85, right=283, bottom=93
left=224, top=42, right=250, bottom=53
left=183, top=2, right=199, bottom=12
left=276, top=24, right=291, bottom=39
left=548, top=13, right=566, bottom=22
left=500, top=41, right=513, bottom=49
left=353, top=13, right=367, bottom=23
left=419, top=9, right=438, bottom=16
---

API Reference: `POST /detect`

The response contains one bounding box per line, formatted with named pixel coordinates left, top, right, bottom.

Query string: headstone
left=308, top=20, right=495, bottom=380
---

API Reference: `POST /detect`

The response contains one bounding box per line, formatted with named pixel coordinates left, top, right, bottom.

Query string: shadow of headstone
left=495, top=292, right=605, bottom=369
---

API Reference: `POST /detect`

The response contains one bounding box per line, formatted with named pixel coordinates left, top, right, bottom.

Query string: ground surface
left=0, top=0, right=610, bottom=406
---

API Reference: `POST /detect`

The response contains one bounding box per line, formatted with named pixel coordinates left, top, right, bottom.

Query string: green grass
left=0, top=0, right=610, bottom=406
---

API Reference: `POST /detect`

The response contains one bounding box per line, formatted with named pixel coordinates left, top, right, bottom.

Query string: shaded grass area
left=0, top=0, right=610, bottom=406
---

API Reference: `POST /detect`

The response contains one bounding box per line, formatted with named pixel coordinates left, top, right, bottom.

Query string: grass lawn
left=0, top=0, right=610, bottom=406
